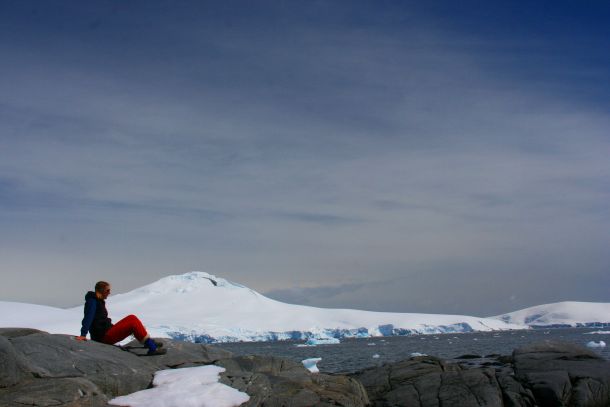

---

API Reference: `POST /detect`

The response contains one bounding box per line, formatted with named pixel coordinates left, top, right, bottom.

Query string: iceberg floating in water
left=302, top=358, right=322, bottom=373
left=306, top=337, right=340, bottom=346
left=586, top=340, right=606, bottom=348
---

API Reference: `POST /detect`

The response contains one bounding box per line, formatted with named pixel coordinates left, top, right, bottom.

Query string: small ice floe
left=296, top=337, right=340, bottom=347
left=473, top=338, right=478, bottom=341
left=410, top=352, right=427, bottom=357
left=586, top=341, right=606, bottom=348
left=584, top=331, right=610, bottom=335
left=306, top=337, right=340, bottom=346
left=302, top=358, right=322, bottom=373
left=372, top=354, right=380, bottom=359
left=368, top=343, right=376, bottom=346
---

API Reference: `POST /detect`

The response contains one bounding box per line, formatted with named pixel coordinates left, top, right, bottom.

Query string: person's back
left=81, top=289, right=112, bottom=342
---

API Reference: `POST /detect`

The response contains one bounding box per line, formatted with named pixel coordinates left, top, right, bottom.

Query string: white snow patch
left=494, top=301, right=610, bottom=327
left=302, top=358, right=322, bottom=373
left=584, top=331, right=610, bottom=335
left=586, top=341, right=607, bottom=348
left=410, top=352, right=427, bottom=357
left=108, top=365, right=249, bottom=407
left=372, top=354, right=380, bottom=359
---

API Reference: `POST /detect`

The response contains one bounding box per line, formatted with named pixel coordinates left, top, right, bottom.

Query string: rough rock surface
left=218, top=355, right=369, bottom=407
left=1, top=328, right=609, bottom=407
left=513, top=341, right=610, bottom=407
left=351, top=340, right=610, bottom=407
left=0, top=328, right=232, bottom=406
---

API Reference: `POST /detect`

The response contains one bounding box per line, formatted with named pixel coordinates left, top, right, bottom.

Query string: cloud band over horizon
left=1, top=1, right=609, bottom=314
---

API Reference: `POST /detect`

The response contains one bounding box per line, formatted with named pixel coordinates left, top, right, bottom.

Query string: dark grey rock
left=353, top=355, right=505, bottom=407
left=0, top=327, right=46, bottom=339
left=122, top=337, right=233, bottom=369
left=353, top=341, right=610, bottom=407
left=495, top=373, right=536, bottom=407
left=0, top=335, right=31, bottom=388
left=0, top=377, right=108, bottom=407
left=217, top=355, right=369, bottom=407
left=9, top=332, right=156, bottom=397
left=3, top=330, right=610, bottom=407
left=513, top=341, right=610, bottom=407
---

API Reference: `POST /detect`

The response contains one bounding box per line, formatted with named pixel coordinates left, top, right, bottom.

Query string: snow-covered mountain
left=494, top=301, right=610, bottom=328
left=2, top=271, right=525, bottom=342
left=6, top=272, right=607, bottom=343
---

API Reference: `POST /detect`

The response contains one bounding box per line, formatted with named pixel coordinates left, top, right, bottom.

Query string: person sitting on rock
left=76, top=281, right=166, bottom=355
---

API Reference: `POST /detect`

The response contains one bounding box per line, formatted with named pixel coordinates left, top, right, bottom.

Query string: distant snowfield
left=1, top=272, right=608, bottom=343
left=494, top=301, right=610, bottom=327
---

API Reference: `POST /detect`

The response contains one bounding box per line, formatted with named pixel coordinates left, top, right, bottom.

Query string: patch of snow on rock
left=109, top=365, right=249, bottom=407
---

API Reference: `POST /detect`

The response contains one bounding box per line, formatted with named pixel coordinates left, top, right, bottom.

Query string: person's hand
left=75, top=336, right=87, bottom=341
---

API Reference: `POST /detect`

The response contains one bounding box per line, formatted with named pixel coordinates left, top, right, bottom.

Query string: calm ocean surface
left=216, top=328, right=610, bottom=374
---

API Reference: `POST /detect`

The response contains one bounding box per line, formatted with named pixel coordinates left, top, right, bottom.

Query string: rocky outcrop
left=0, top=328, right=231, bottom=406
left=352, top=354, right=529, bottom=407
left=0, top=328, right=367, bottom=406
left=351, top=340, right=610, bottom=407
left=218, top=355, right=369, bottom=407
left=1, top=328, right=609, bottom=407
left=512, top=341, right=610, bottom=406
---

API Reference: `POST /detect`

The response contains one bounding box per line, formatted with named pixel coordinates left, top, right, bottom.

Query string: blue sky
left=1, top=1, right=609, bottom=314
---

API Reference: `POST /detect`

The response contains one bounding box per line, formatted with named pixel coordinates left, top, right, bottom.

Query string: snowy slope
left=103, top=272, right=528, bottom=341
left=0, top=301, right=80, bottom=334
left=494, top=301, right=610, bottom=327
left=1, top=271, right=525, bottom=342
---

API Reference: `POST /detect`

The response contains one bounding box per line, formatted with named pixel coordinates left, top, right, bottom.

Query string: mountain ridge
left=1, top=271, right=609, bottom=343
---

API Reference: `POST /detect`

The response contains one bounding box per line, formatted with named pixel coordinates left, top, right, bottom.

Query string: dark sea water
left=216, top=328, right=610, bottom=374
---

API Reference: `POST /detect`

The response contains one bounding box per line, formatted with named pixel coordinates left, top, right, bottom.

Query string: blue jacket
left=80, top=291, right=113, bottom=341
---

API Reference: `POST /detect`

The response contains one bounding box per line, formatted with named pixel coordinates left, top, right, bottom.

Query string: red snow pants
left=101, top=314, right=149, bottom=344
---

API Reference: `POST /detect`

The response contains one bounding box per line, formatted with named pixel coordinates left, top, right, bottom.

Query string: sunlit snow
left=0, top=271, right=530, bottom=343
left=109, top=365, right=249, bottom=407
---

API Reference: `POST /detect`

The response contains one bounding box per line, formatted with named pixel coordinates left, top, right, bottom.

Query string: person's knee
left=126, top=314, right=143, bottom=324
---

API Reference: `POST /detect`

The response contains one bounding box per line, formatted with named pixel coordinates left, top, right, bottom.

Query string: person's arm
left=80, top=298, right=97, bottom=338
